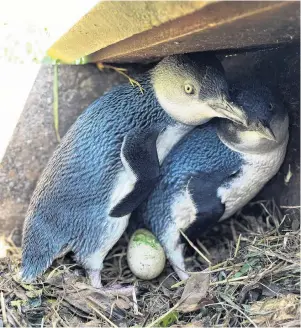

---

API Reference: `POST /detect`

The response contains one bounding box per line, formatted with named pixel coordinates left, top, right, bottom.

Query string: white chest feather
left=156, top=124, right=192, bottom=164
left=161, top=190, right=196, bottom=264
left=171, top=189, right=197, bottom=231
left=218, top=140, right=288, bottom=220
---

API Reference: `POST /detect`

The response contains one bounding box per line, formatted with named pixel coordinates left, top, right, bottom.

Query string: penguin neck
left=217, top=118, right=289, bottom=155
left=133, top=73, right=195, bottom=133
left=145, top=73, right=194, bottom=129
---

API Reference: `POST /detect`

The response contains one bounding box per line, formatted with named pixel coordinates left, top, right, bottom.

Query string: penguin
left=20, top=54, right=248, bottom=291
left=131, top=81, right=289, bottom=281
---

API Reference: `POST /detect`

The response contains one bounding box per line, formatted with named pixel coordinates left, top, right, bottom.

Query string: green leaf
left=233, top=258, right=258, bottom=278
left=233, top=263, right=251, bottom=278
left=26, top=289, right=43, bottom=298
left=11, top=300, right=27, bottom=307
left=158, top=311, right=179, bottom=327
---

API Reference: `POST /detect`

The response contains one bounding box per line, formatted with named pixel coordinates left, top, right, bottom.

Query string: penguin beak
left=255, top=120, right=277, bottom=141
left=211, top=98, right=249, bottom=127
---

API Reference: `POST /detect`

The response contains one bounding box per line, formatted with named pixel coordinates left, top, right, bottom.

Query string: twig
left=46, top=264, right=74, bottom=280
left=224, top=303, right=258, bottom=328
left=209, top=275, right=249, bottom=286
left=260, top=203, right=275, bottom=225
left=219, top=293, right=258, bottom=328
left=5, top=307, right=22, bottom=328
left=273, top=263, right=300, bottom=274
left=132, top=282, right=139, bottom=315
left=171, top=279, right=187, bottom=289
left=96, top=63, right=144, bottom=94
left=234, top=234, right=242, bottom=258
left=171, top=263, right=247, bottom=288
left=210, top=260, right=230, bottom=270
left=87, top=299, right=118, bottom=328
left=0, top=292, right=9, bottom=327
left=280, top=205, right=301, bottom=209
left=249, top=245, right=299, bottom=264
left=196, top=240, right=211, bottom=257
left=146, top=301, right=181, bottom=328
left=207, top=263, right=245, bottom=274
left=179, top=229, right=211, bottom=264
left=155, top=272, right=176, bottom=292
left=50, top=299, right=69, bottom=327
left=265, top=250, right=299, bottom=265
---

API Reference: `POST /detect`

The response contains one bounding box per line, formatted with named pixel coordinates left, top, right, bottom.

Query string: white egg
left=127, top=229, right=166, bottom=280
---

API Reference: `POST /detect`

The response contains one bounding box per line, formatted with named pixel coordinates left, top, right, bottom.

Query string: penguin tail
left=20, top=219, right=64, bottom=282
left=20, top=255, right=52, bottom=282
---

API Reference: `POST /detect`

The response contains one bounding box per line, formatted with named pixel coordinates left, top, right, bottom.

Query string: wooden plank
left=47, top=1, right=300, bottom=64
left=47, top=1, right=210, bottom=63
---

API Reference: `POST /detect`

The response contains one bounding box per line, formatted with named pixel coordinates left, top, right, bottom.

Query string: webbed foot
left=88, top=269, right=135, bottom=296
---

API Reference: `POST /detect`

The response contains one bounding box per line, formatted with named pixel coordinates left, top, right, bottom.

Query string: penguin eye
left=184, top=84, right=195, bottom=95
left=268, top=103, right=274, bottom=111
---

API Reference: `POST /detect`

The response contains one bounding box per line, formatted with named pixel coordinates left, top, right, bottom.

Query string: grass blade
left=53, top=61, right=60, bottom=142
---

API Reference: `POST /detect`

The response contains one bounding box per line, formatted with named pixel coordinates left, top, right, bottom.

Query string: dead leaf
left=57, top=289, right=125, bottom=322
left=177, top=271, right=211, bottom=313
left=250, top=294, right=300, bottom=326
left=46, top=271, right=82, bottom=288
left=115, top=297, right=131, bottom=310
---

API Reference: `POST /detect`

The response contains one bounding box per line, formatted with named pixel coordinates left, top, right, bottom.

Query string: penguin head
left=151, top=54, right=248, bottom=126
left=218, top=82, right=289, bottom=153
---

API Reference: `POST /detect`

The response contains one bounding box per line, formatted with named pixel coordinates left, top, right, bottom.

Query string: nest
left=0, top=200, right=300, bottom=327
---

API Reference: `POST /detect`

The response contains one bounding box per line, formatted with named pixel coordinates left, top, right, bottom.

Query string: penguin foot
left=88, top=269, right=103, bottom=289
left=97, top=284, right=136, bottom=297
left=174, top=268, right=190, bottom=282
left=88, top=269, right=135, bottom=296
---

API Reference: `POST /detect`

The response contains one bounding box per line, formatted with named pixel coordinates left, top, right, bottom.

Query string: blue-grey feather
left=131, top=120, right=243, bottom=241
left=21, top=77, right=174, bottom=279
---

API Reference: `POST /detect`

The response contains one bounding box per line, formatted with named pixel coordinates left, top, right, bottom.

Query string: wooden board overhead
left=47, top=1, right=300, bottom=64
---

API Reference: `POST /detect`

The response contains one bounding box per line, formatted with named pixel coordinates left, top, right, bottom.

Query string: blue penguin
left=20, top=54, right=249, bottom=290
left=131, top=82, right=289, bottom=280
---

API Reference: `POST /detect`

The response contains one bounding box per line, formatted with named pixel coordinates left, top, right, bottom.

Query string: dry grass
left=0, top=200, right=300, bottom=327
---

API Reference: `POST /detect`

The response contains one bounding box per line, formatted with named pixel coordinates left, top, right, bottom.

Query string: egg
left=127, top=229, right=166, bottom=280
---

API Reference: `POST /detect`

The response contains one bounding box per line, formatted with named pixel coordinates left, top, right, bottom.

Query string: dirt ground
left=1, top=200, right=300, bottom=327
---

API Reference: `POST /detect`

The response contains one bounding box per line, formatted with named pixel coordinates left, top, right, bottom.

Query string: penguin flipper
left=109, top=126, right=161, bottom=217
left=184, top=173, right=226, bottom=237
